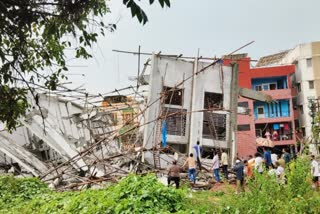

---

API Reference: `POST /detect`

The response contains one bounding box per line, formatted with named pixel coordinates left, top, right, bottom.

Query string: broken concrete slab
left=0, top=133, right=48, bottom=177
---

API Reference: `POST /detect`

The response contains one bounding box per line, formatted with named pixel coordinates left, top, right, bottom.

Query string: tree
left=0, top=0, right=170, bottom=131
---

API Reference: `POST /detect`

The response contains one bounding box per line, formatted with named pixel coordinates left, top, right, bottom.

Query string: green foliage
left=110, top=174, right=184, bottom=213
left=0, top=86, right=29, bottom=131
left=0, top=174, right=186, bottom=214
left=0, top=0, right=170, bottom=131
left=217, top=157, right=320, bottom=214
left=0, top=176, right=49, bottom=209
left=3, top=159, right=319, bottom=214
left=312, top=111, right=320, bottom=142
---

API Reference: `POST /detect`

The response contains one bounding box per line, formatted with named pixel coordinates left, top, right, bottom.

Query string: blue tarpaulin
left=162, top=121, right=167, bottom=147
left=273, top=123, right=280, bottom=130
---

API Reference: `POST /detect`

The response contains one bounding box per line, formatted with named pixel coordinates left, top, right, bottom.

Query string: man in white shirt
left=311, top=155, right=319, bottom=190
left=221, top=150, right=228, bottom=179
left=212, top=151, right=221, bottom=182
left=271, top=153, right=278, bottom=167
left=254, top=152, right=264, bottom=173
left=193, top=141, right=203, bottom=170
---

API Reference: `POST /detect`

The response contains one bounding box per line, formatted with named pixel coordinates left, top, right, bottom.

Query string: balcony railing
left=255, top=111, right=291, bottom=120
left=255, top=134, right=293, bottom=141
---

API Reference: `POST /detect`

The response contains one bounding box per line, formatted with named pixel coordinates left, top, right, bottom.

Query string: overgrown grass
left=1, top=157, right=320, bottom=213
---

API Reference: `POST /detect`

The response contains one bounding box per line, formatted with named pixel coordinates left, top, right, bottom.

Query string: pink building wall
left=224, top=58, right=297, bottom=159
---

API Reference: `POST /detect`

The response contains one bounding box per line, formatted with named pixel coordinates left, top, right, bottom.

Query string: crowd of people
left=167, top=143, right=320, bottom=193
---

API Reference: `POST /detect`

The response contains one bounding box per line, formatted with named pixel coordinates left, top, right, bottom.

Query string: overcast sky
left=66, top=0, right=320, bottom=94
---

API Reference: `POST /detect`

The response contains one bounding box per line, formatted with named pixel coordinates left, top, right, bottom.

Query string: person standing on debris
left=183, top=153, right=197, bottom=184
left=193, top=141, right=203, bottom=170
left=167, top=160, right=182, bottom=189
left=212, top=150, right=221, bottom=183
left=221, top=150, right=229, bottom=179
left=282, top=148, right=291, bottom=164
left=233, top=160, right=245, bottom=193
left=310, top=155, right=319, bottom=190
left=263, top=147, right=272, bottom=169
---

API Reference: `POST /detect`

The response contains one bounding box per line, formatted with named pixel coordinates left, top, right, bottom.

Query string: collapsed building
left=0, top=94, right=121, bottom=178
left=0, top=53, right=273, bottom=189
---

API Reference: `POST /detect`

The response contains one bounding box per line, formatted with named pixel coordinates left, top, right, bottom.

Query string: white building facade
left=143, top=55, right=237, bottom=161
left=280, top=42, right=320, bottom=154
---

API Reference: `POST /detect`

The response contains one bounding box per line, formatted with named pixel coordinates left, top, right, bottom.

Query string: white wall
left=189, top=60, right=232, bottom=151
left=143, top=55, right=233, bottom=155
left=281, top=43, right=315, bottom=139
left=143, top=56, right=194, bottom=150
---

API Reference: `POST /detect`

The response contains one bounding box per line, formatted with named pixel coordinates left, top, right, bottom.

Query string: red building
left=224, top=55, right=298, bottom=159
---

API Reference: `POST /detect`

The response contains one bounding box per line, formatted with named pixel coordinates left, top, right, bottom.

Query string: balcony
left=273, top=139, right=296, bottom=146
left=257, top=89, right=293, bottom=99
left=255, top=116, right=292, bottom=124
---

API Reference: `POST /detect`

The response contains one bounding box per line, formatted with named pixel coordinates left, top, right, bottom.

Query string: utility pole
left=229, top=63, right=239, bottom=164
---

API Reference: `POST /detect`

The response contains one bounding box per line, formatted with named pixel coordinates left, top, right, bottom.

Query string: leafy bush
left=0, top=176, right=49, bottom=209
left=0, top=174, right=187, bottom=214
left=1, top=159, right=320, bottom=214
left=218, top=157, right=320, bottom=214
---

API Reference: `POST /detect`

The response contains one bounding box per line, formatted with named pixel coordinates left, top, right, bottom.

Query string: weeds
left=0, top=157, right=320, bottom=213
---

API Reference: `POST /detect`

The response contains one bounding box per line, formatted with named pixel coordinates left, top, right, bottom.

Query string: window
left=302, top=127, right=306, bottom=137
left=269, top=83, right=277, bottom=90
left=299, top=105, right=304, bottom=114
left=163, top=86, right=183, bottom=106
left=238, top=102, right=249, bottom=108
left=293, top=97, right=298, bottom=109
left=255, top=129, right=262, bottom=137
left=262, top=84, right=269, bottom=91
left=255, top=83, right=277, bottom=91
left=307, top=58, right=312, bottom=67
left=238, top=124, right=250, bottom=131
left=257, top=106, right=264, bottom=118
left=296, top=83, right=301, bottom=92
left=294, top=119, right=300, bottom=130
left=112, top=113, right=118, bottom=125
left=202, top=112, right=226, bottom=140
left=257, top=106, right=264, bottom=114
left=255, top=85, right=262, bottom=91
left=104, top=95, right=127, bottom=104
left=123, top=112, right=133, bottom=124
left=309, top=81, right=314, bottom=89
left=162, top=107, right=187, bottom=136
left=203, top=92, right=223, bottom=109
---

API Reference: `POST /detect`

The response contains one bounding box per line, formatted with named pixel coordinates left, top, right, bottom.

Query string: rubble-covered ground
left=1, top=157, right=320, bottom=214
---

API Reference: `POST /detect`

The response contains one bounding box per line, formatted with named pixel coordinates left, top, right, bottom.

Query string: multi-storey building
left=143, top=55, right=239, bottom=165
left=225, top=55, right=297, bottom=159
left=101, top=95, right=143, bottom=149
left=257, top=41, right=320, bottom=154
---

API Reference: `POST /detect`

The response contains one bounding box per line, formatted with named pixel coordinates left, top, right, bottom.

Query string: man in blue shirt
left=282, top=148, right=291, bottom=164
left=193, top=141, right=203, bottom=170
left=263, top=147, right=272, bottom=169
left=233, top=160, right=244, bottom=193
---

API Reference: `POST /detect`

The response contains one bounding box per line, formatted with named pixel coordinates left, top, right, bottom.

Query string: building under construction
left=142, top=55, right=239, bottom=168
